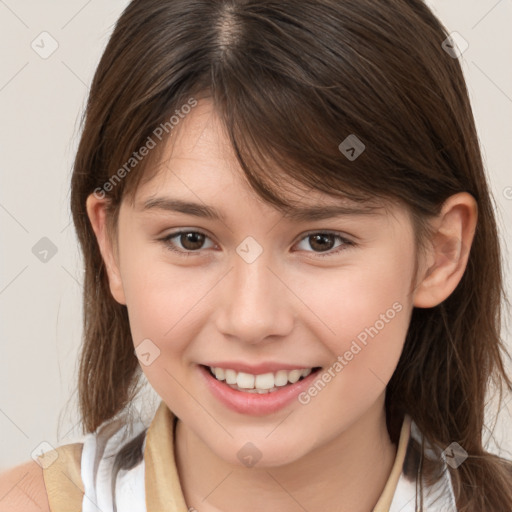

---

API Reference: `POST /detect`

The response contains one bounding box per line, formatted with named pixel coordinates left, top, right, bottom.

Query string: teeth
left=208, top=366, right=315, bottom=392
left=288, top=369, right=302, bottom=383
left=274, top=370, right=289, bottom=387
left=237, top=372, right=255, bottom=389
left=255, top=373, right=275, bottom=390
left=225, top=369, right=237, bottom=385
left=214, top=367, right=225, bottom=380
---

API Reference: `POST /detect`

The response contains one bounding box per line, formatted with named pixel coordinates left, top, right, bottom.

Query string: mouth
left=198, top=363, right=323, bottom=416
left=202, top=364, right=323, bottom=394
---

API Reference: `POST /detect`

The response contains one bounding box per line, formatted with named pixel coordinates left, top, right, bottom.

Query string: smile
left=208, top=366, right=317, bottom=393
left=198, top=364, right=323, bottom=416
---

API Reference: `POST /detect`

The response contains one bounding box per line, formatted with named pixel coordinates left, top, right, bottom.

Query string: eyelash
left=159, top=229, right=356, bottom=258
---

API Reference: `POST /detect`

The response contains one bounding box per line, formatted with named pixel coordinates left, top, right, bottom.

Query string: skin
left=86, top=98, right=478, bottom=512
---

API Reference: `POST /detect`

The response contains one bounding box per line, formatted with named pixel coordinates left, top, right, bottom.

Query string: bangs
left=120, top=81, right=393, bottom=220
left=94, top=0, right=461, bottom=246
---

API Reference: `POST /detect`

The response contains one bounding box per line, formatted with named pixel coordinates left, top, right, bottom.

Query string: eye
left=160, top=230, right=215, bottom=256
left=294, top=231, right=355, bottom=257
left=159, top=229, right=356, bottom=258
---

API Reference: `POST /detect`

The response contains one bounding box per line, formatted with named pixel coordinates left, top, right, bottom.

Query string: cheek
left=119, top=243, right=216, bottom=355
left=116, top=238, right=166, bottom=332
left=304, top=248, right=412, bottom=333
left=119, top=248, right=206, bottom=400
left=298, top=247, right=414, bottom=394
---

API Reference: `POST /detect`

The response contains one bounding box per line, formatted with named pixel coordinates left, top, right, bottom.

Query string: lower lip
left=198, top=364, right=322, bottom=416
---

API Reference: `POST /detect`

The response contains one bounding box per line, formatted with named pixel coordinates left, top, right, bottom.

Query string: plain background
left=1, top=0, right=511, bottom=470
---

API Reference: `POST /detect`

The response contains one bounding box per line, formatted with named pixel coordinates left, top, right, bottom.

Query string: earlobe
left=85, top=193, right=127, bottom=305
left=413, top=192, right=478, bottom=308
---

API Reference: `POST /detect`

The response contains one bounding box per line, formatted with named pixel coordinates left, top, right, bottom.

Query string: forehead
left=129, top=98, right=402, bottom=224
left=131, top=99, right=243, bottom=197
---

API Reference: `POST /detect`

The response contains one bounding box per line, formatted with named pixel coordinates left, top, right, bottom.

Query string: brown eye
left=178, top=232, right=206, bottom=250
left=295, top=231, right=355, bottom=257
left=160, top=230, right=214, bottom=256
left=308, top=234, right=336, bottom=252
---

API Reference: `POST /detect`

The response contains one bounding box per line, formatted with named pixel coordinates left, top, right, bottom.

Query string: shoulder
left=0, top=442, right=86, bottom=512
left=0, top=459, right=49, bottom=512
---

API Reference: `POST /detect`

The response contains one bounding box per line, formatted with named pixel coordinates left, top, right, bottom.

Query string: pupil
left=182, top=232, right=204, bottom=250
left=310, top=234, right=334, bottom=252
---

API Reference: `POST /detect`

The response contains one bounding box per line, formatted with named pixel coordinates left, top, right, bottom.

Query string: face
left=94, top=98, right=422, bottom=467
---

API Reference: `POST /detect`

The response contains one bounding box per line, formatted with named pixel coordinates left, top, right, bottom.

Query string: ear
left=85, top=193, right=126, bottom=305
left=413, top=192, right=478, bottom=308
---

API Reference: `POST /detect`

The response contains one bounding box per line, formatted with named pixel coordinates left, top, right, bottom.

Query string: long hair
left=70, top=0, right=512, bottom=509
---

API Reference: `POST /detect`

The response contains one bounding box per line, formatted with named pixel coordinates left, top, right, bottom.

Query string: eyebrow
left=140, top=197, right=384, bottom=222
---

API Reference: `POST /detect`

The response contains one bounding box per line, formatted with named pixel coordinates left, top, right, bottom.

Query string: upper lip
left=201, top=361, right=320, bottom=375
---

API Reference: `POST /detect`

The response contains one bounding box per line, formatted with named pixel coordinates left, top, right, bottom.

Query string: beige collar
left=145, top=400, right=411, bottom=512
left=40, top=400, right=411, bottom=511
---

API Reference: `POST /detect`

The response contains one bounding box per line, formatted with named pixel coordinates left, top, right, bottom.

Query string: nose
left=214, top=250, right=295, bottom=345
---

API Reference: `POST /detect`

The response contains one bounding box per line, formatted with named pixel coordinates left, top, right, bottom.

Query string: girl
left=2, top=0, right=512, bottom=510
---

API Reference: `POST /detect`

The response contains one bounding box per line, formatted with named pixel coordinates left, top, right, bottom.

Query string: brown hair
left=70, top=0, right=512, bottom=509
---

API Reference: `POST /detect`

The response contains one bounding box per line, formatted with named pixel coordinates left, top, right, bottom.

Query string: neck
left=174, top=395, right=397, bottom=512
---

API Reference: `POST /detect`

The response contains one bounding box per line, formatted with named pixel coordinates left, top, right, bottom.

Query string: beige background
left=1, top=0, right=511, bottom=469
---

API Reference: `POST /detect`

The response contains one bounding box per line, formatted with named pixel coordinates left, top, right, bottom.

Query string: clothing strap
left=372, top=414, right=412, bottom=511
left=38, top=442, right=84, bottom=512
left=145, top=401, right=189, bottom=512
